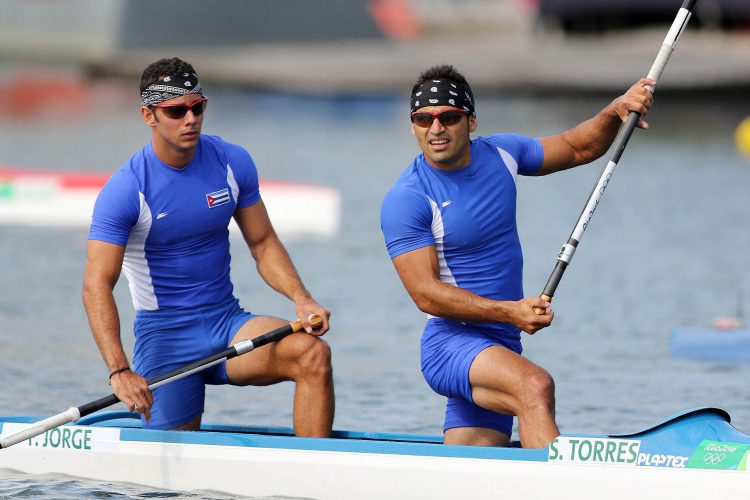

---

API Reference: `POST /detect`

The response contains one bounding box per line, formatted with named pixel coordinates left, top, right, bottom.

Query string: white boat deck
left=1, top=408, right=750, bottom=499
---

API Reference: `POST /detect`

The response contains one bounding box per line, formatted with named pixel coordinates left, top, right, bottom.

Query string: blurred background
left=2, top=0, right=750, bottom=94
left=1, top=1, right=750, bottom=496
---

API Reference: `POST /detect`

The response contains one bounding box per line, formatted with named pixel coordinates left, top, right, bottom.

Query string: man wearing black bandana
left=381, top=65, right=653, bottom=448
left=83, top=58, right=334, bottom=435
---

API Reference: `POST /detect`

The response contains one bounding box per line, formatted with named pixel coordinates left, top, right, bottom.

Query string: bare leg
left=225, top=316, right=334, bottom=437
left=468, top=346, right=558, bottom=448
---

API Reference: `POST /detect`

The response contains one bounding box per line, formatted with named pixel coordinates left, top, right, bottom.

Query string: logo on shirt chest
left=206, top=188, right=230, bottom=208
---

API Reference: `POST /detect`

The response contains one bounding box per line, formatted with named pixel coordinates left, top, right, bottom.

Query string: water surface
left=1, top=75, right=749, bottom=498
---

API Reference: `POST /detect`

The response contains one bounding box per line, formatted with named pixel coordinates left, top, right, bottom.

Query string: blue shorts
left=421, top=318, right=522, bottom=437
left=133, top=298, right=256, bottom=429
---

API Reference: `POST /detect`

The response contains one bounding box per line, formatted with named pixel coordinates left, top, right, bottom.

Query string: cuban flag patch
left=206, top=188, right=230, bottom=208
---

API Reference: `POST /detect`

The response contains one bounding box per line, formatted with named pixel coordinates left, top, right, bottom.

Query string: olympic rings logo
left=703, top=453, right=726, bottom=465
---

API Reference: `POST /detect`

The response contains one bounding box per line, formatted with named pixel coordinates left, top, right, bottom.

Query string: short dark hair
left=411, top=65, right=472, bottom=97
left=140, top=58, right=197, bottom=94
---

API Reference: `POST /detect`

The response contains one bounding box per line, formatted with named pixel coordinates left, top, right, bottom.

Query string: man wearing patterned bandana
left=83, top=58, right=334, bottom=435
left=381, top=64, right=654, bottom=448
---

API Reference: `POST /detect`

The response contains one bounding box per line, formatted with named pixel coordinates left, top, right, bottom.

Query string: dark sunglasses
left=151, top=97, right=208, bottom=119
left=411, top=109, right=468, bottom=128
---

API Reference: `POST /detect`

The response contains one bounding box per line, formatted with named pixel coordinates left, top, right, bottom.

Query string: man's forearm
left=253, top=235, right=310, bottom=304
left=409, top=279, right=515, bottom=324
left=561, top=105, right=622, bottom=166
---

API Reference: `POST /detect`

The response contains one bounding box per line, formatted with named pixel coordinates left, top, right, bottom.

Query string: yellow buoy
left=736, top=116, right=750, bottom=157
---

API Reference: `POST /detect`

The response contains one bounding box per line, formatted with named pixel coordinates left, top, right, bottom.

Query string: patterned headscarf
left=140, top=72, right=204, bottom=106
left=410, top=79, right=475, bottom=116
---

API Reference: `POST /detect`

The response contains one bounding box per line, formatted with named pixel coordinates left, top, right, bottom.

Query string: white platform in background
left=0, top=167, right=340, bottom=240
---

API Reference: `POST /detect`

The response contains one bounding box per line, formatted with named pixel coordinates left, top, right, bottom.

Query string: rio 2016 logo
left=703, top=452, right=726, bottom=465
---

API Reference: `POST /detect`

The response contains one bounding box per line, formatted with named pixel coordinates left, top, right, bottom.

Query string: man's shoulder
left=390, top=157, right=425, bottom=186
left=109, top=149, right=146, bottom=187
left=93, top=157, right=142, bottom=219
left=200, top=134, right=248, bottom=155
left=200, top=133, right=230, bottom=149
left=200, top=134, right=254, bottom=170
left=382, top=161, right=431, bottom=217
left=474, top=133, right=535, bottom=150
left=384, top=161, right=425, bottom=198
left=104, top=144, right=161, bottom=194
left=474, top=133, right=543, bottom=175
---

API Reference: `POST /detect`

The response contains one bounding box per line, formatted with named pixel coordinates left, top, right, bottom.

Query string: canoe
left=0, top=166, right=341, bottom=239
left=670, top=327, right=750, bottom=363
left=1, top=408, right=749, bottom=499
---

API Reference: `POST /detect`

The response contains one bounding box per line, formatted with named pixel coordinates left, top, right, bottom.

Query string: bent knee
left=523, top=369, right=555, bottom=404
left=291, top=336, right=332, bottom=380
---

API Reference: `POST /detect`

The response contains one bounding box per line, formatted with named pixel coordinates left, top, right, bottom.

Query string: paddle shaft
left=538, top=0, right=697, bottom=304
left=0, top=315, right=322, bottom=449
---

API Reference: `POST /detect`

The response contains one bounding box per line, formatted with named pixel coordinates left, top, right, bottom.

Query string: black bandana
left=410, top=79, right=475, bottom=116
left=140, top=72, right=205, bottom=106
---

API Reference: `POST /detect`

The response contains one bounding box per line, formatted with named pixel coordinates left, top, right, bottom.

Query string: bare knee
left=521, top=369, right=555, bottom=411
left=292, top=336, right=332, bottom=382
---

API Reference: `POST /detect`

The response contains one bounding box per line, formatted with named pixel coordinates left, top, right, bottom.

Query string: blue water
left=1, top=73, right=749, bottom=498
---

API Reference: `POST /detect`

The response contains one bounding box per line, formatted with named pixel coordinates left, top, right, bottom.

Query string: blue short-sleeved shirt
left=89, top=134, right=260, bottom=311
left=380, top=133, right=544, bottom=340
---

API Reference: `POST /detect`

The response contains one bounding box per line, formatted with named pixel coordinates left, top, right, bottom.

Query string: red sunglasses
left=150, top=97, right=208, bottom=119
left=411, top=109, right=468, bottom=128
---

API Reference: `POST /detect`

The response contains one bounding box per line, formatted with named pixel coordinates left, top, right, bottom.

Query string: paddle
left=536, top=0, right=698, bottom=309
left=0, top=314, right=323, bottom=449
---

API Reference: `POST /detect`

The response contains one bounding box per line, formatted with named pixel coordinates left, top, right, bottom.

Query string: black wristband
left=108, top=367, right=130, bottom=383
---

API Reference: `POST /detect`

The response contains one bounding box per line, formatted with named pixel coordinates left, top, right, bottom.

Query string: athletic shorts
left=132, top=298, right=256, bottom=429
left=420, top=318, right=522, bottom=437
